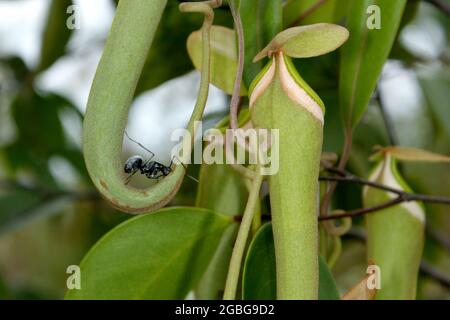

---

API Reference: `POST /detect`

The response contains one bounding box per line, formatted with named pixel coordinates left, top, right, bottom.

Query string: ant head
left=124, top=155, right=144, bottom=173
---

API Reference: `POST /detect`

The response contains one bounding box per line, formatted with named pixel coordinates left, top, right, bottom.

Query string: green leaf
left=242, top=223, right=276, bottom=300
left=253, top=24, right=349, bottom=62
left=187, top=26, right=247, bottom=95
left=340, top=0, right=407, bottom=130
left=240, top=0, right=282, bottom=87
left=65, top=207, right=231, bottom=299
left=242, top=223, right=340, bottom=300
left=37, top=0, right=73, bottom=73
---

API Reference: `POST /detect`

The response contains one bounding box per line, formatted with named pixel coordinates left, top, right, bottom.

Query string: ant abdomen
left=124, top=155, right=144, bottom=174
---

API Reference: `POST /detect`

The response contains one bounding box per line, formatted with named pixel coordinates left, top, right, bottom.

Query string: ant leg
left=170, top=155, right=188, bottom=171
left=125, top=130, right=155, bottom=160
left=124, top=169, right=139, bottom=185
left=170, top=155, right=199, bottom=183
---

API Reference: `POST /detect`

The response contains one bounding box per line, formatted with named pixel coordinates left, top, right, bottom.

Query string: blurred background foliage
left=0, top=0, right=449, bottom=299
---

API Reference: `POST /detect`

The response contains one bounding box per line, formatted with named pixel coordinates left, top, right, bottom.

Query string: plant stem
left=223, top=170, right=263, bottom=300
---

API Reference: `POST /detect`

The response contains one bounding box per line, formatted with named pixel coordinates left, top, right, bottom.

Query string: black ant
left=123, top=131, right=198, bottom=185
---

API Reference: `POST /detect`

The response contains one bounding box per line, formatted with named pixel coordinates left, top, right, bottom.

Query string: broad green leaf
left=240, top=0, right=282, bottom=87
left=364, top=154, right=424, bottom=299
left=254, top=24, right=349, bottom=62
left=242, top=223, right=340, bottom=300
left=242, top=223, right=276, bottom=300
left=283, top=0, right=349, bottom=27
left=37, top=0, right=73, bottom=73
left=371, top=146, right=450, bottom=163
left=187, top=26, right=247, bottom=95
left=340, top=0, right=407, bottom=130
left=65, top=207, right=232, bottom=299
left=195, top=224, right=238, bottom=299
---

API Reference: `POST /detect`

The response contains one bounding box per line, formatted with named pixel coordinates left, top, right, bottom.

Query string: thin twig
left=319, top=174, right=450, bottom=206
left=233, top=171, right=450, bottom=222
left=319, top=171, right=450, bottom=221
left=319, top=197, right=405, bottom=221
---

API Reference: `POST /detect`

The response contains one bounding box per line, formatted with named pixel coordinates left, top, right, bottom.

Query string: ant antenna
left=124, top=130, right=155, bottom=158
